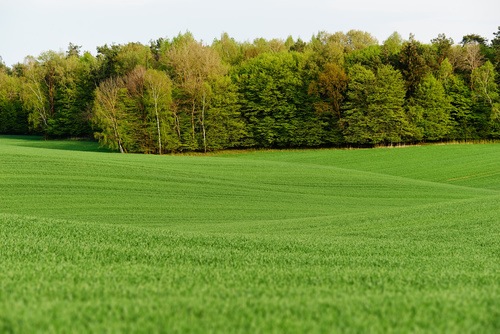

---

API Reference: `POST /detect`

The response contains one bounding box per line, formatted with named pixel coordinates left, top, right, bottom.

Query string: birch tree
left=22, top=56, right=48, bottom=132
left=92, top=77, right=127, bottom=153
left=472, top=61, right=500, bottom=124
left=145, top=69, right=173, bottom=154
left=164, top=34, right=226, bottom=150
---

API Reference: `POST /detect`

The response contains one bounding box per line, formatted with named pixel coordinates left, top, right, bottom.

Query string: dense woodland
left=1, top=29, right=500, bottom=153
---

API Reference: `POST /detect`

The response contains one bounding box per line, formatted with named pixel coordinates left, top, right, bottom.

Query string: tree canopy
left=1, top=29, right=500, bottom=152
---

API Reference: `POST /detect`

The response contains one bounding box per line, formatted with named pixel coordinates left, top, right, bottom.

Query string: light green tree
left=383, top=32, right=404, bottom=56
left=22, top=56, right=49, bottom=132
left=165, top=35, right=226, bottom=151
left=144, top=69, right=173, bottom=154
left=345, top=30, right=378, bottom=52
left=92, top=77, right=128, bottom=153
left=471, top=61, right=500, bottom=136
left=211, top=33, right=243, bottom=66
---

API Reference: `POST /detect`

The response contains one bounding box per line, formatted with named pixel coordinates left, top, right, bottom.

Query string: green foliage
left=492, top=27, right=500, bottom=50
left=235, top=52, right=320, bottom=147
left=211, top=32, right=243, bottom=66
left=382, top=32, right=404, bottom=55
left=239, top=37, right=287, bottom=61
left=289, top=38, right=306, bottom=53
left=399, top=38, right=429, bottom=97
left=144, top=68, right=175, bottom=153
left=114, top=43, right=152, bottom=76
left=202, top=76, right=246, bottom=150
left=344, top=44, right=383, bottom=70
left=2, top=29, right=500, bottom=150
left=308, top=31, right=345, bottom=69
left=461, top=34, right=488, bottom=46
left=431, top=33, right=454, bottom=64
left=441, top=67, right=476, bottom=140
left=411, top=73, right=453, bottom=141
left=0, top=72, right=28, bottom=134
left=309, top=62, right=349, bottom=118
left=344, top=29, right=379, bottom=52
left=471, top=61, right=500, bottom=137
left=343, top=64, right=415, bottom=144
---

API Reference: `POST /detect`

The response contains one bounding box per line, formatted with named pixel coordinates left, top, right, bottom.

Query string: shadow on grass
left=0, top=135, right=116, bottom=153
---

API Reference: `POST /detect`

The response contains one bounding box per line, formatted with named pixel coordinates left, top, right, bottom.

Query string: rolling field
left=1, top=136, right=499, bottom=332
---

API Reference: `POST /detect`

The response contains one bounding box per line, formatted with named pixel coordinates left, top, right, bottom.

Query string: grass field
left=0, top=136, right=499, bottom=333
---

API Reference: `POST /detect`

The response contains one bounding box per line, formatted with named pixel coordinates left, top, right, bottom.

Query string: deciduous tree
left=22, top=56, right=48, bottom=132
left=471, top=61, right=500, bottom=135
left=342, top=64, right=414, bottom=144
left=144, top=69, right=173, bottom=154
left=399, top=36, right=429, bottom=97
left=308, top=62, right=349, bottom=127
left=411, top=73, right=453, bottom=141
left=164, top=34, right=226, bottom=150
left=431, top=33, right=454, bottom=64
left=92, top=77, right=128, bottom=153
left=235, top=52, right=319, bottom=147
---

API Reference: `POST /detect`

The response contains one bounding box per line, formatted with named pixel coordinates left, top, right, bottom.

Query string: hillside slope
left=1, top=136, right=499, bottom=332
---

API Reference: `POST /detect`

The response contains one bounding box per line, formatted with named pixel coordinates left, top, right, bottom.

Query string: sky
left=1, top=0, right=499, bottom=67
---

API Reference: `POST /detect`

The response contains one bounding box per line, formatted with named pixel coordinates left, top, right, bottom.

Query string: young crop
left=0, top=136, right=499, bottom=332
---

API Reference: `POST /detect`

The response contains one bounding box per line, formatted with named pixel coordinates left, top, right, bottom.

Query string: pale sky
left=1, top=0, right=499, bottom=67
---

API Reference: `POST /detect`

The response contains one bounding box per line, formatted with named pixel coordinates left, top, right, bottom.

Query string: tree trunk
left=202, top=91, right=207, bottom=153
left=154, top=98, right=162, bottom=155
left=191, top=99, right=196, bottom=143
left=112, top=119, right=125, bottom=153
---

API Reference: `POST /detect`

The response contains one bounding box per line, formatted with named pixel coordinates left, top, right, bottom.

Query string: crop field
left=0, top=136, right=499, bottom=333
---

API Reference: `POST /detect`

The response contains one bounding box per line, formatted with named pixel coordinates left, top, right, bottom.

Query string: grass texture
left=0, top=136, right=499, bottom=333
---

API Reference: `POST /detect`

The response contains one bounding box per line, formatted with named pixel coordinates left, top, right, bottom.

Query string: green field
left=1, top=136, right=499, bottom=333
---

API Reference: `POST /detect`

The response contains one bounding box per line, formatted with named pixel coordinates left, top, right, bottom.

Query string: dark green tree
left=66, top=43, right=82, bottom=58
left=0, top=70, right=28, bottom=134
left=431, top=33, right=454, bottom=64
left=382, top=32, right=404, bottom=68
left=289, top=38, right=306, bottom=53
left=461, top=34, right=488, bottom=46
left=411, top=73, right=453, bottom=141
left=438, top=59, right=475, bottom=140
left=235, top=52, right=321, bottom=147
left=492, top=27, right=500, bottom=50
left=399, top=36, right=429, bottom=97
left=342, top=64, right=415, bottom=144
left=201, top=76, right=246, bottom=150
left=96, top=44, right=121, bottom=79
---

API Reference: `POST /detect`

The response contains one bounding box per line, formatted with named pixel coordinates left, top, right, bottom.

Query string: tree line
left=1, top=29, right=500, bottom=153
